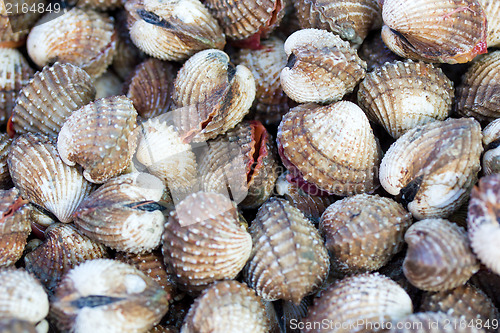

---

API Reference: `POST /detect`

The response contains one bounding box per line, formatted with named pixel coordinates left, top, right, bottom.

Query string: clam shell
left=358, top=31, right=402, bottom=71
left=470, top=269, right=500, bottom=310
left=281, top=29, right=367, bottom=103
left=389, top=312, right=485, bottom=333
left=277, top=101, right=380, bottom=196
left=358, top=60, right=454, bottom=138
left=57, top=95, right=138, bottom=184
left=94, top=71, right=123, bottom=99
left=381, top=0, right=488, bottom=64
left=281, top=298, right=311, bottom=333
left=0, top=319, right=37, bottom=333
left=379, top=118, right=483, bottom=219
left=478, top=0, right=500, bottom=47
left=7, top=133, right=94, bottom=223
left=0, top=0, right=46, bottom=47
left=0, top=133, right=12, bottom=189
left=482, top=119, right=500, bottom=175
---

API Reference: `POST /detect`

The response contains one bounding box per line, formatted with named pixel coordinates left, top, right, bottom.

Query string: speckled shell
left=0, top=0, right=47, bottom=47
left=358, top=60, right=454, bottom=138
left=379, top=118, right=483, bottom=220
left=482, top=119, right=500, bottom=175
left=281, top=29, right=367, bottom=103
left=455, top=51, right=500, bottom=122
left=0, top=133, right=12, bottom=189
left=162, top=191, right=252, bottom=293
left=381, top=0, right=488, bottom=64
left=320, top=194, right=412, bottom=274
left=358, top=32, right=402, bottom=71
left=73, top=172, right=166, bottom=254
left=181, top=281, right=270, bottom=333
left=403, top=219, right=479, bottom=292
left=277, top=101, right=380, bottom=196
left=172, top=49, right=255, bottom=142
left=244, top=198, right=329, bottom=304
left=11, top=63, right=96, bottom=138
left=24, top=223, right=109, bottom=291
left=7, top=133, right=94, bottom=223
left=94, top=71, right=123, bottom=99
left=50, top=259, right=169, bottom=333
left=57, top=96, right=138, bottom=184
left=478, top=0, right=500, bottom=47
left=126, top=0, right=225, bottom=61
left=471, top=269, right=500, bottom=310
left=467, top=174, right=500, bottom=276
left=302, top=273, right=413, bottom=333
left=27, top=8, right=116, bottom=78
left=389, top=312, right=485, bottom=333
left=0, top=188, right=29, bottom=267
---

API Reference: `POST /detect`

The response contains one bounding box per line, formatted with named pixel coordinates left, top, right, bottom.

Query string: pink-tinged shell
left=403, top=219, right=479, bottom=292
left=389, top=312, right=485, bottom=333
left=358, top=60, right=454, bottom=138
left=0, top=133, right=12, bottom=189
left=281, top=29, right=367, bottom=103
left=57, top=96, right=138, bottom=184
left=381, top=0, right=488, bottom=64
left=277, top=101, right=380, bottom=196
left=7, top=133, right=95, bottom=223
left=478, top=0, right=500, bottom=47
left=0, top=0, right=46, bottom=47
left=482, top=119, right=500, bottom=175
left=379, top=118, right=483, bottom=220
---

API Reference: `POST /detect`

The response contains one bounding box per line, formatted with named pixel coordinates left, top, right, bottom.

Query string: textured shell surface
left=0, top=133, right=12, bottom=189
left=280, top=29, right=367, bottom=103
left=358, top=60, right=454, bottom=138
left=277, top=101, right=380, bottom=196
left=181, top=281, right=270, bottom=333
left=57, top=95, right=138, bottom=184
left=482, top=119, right=500, bottom=175
left=379, top=118, right=483, bottom=220
left=0, top=0, right=47, bottom=47
left=281, top=298, right=311, bottom=333
left=478, top=0, right=500, bottom=47
left=7, top=133, right=94, bottom=223
left=27, top=7, right=116, bottom=78
left=73, top=172, right=166, bottom=254
left=11, top=62, right=96, bottom=138
left=125, top=0, right=225, bottom=61
left=358, top=31, right=402, bottom=71
left=302, top=273, right=413, bottom=333
left=381, top=0, right=488, bottom=64
left=162, top=191, right=252, bottom=293
left=403, top=219, right=479, bottom=292
left=389, top=312, right=485, bottom=333
left=93, top=71, right=123, bottom=99
left=244, top=197, right=329, bottom=304
left=50, top=259, right=169, bottom=333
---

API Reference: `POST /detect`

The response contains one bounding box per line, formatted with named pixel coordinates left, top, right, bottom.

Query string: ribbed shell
left=125, top=0, right=225, bottom=61
left=172, top=49, right=255, bottom=142
left=320, top=194, right=412, bottom=274
left=357, top=60, right=454, bottom=138
left=379, top=118, right=483, bottom=219
left=24, top=223, right=109, bottom=291
left=57, top=96, right=138, bottom=184
left=281, top=29, right=367, bottom=103
left=478, top=0, right=500, bottom=47
left=11, top=63, right=96, bottom=138
left=73, top=172, right=166, bottom=254
left=244, top=198, right=329, bottom=304
left=389, top=312, right=486, bottom=333
left=50, top=259, right=169, bottom=333
left=281, top=298, right=311, bottom=333
left=7, top=133, right=94, bottom=223
left=27, top=8, right=116, bottom=78
left=0, top=133, right=12, bottom=189
left=302, top=273, right=413, bottom=333
left=455, top=51, right=500, bottom=121
left=358, top=32, right=402, bottom=71
left=0, top=0, right=46, bottom=47
left=381, top=0, right=488, bottom=64
left=0, top=188, right=29, bottom=267
left=403, top=219, right=479, bottom=292
left=277, top=101, right=380, bottom=196
left=181, top=281, right=270, bottom=333
left=162, top=191, right=252, bottom=293
left=482, top=119, right=500, bottom=175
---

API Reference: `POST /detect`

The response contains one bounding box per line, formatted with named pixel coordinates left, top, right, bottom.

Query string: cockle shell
left=403, top=219, right=479, bottom=291
left=27, top=8, right=116, bottom=78
left=280, top=29, right=367, bottom=104
left=11, top=62, right=96, bottom=138
left=73, top=172, right=166, bottom=254
left=0, top=133, right=12, bottom=189
left=7, top=133, right=94, bottom=223
left=57, top=95, right=138, bottom=184
left=172, top=49, right=255, bottom=142
left=0, top=0, right=47, bottom=47
left=181, top=281, right=270, bottom=333
left=50, top=259, right=169, bottom=333
left=358, top=31, right=402, bottom=71
left=281, top=298, right=311, bottom=333
left=471, top=269, right=500, bottom=310
left=94, top=71, right=123, bottom=99
left=482, top=119, right=500, bottom=175
left=381, top=0, right=488, bottom=64
left=389, top=312, right=485, bottom=333
left=478, top=0, right=500, bottom=47
left=162, top=191, right=252, bottom=293
left=125, top=0, right=225, bottom=61
left=358, top=60, right=454, bottom=138
left=277, top=101, right=380, bottom=196
left=379, top=118, right=483, bottom=219
left=0, top=188, right=29, bottom=267
left=244, top=197, right=329, bottom=304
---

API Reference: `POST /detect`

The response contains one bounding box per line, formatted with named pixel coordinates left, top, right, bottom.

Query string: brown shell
left=381, top=0, right=488, bottom=64
left=281, top=29, right=367, bottom=103
left=482, top=119, right=500, bottom=175
left=358, top=60, right=454, bottom=138
left=57, top=95, right=138, bottom=184
left=403, top=219, right=479, bottom=292
left=0, top=133, right=12, bottom=189
left=389, top=312, right=485, bottom=333
left=0, top=0, right=47, bottom=47
left=358, top=31, right=402, bottom=71
left=11, top=62, right=96, bottom=138
left=244, top=197, right=329, bottom=304
left=379, top=118, right=483, bottom=219
left=281, top=298, right=311, bottom=333
left=478, top=0, right=500, bottom=47
left=470, top=268, right=500, bottom=310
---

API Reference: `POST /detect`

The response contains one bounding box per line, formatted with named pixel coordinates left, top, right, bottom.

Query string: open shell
left=482, top=119, right=500, bottom=175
